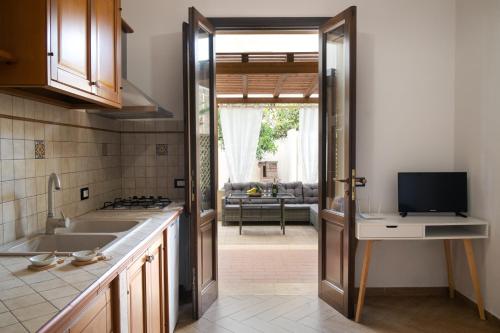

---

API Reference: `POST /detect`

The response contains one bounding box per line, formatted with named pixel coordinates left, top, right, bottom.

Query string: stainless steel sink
left=67, top=219, right=140, bottom=233
left=2, top=234, right=118, bottom=255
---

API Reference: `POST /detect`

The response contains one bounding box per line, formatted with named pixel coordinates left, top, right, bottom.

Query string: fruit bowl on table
left=248, top=192, right=262, bottom=197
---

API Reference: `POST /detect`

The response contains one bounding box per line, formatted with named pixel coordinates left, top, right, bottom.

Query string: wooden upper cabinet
left=0, top=0, right=121, bottom=109
left=50, top=0, right=93, bottom=93
left=92, top=0, right=121, bottom=103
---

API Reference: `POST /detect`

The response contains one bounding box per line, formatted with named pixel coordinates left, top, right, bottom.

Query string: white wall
left=122, top=0, right=457, bottom=287
left=454, top=0, right=500, bottom=318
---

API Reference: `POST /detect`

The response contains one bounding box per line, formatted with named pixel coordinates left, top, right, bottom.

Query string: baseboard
left=455, top=290, right=500, bottom=323
left=356, top=286, right=448, bottom=297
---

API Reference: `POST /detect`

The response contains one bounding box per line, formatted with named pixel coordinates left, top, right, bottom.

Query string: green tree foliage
left=218, top=104, right=300, bottom=160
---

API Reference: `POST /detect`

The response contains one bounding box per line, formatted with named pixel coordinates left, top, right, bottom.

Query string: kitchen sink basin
left=67, top=219, right=140, bottom=233
left=2, top=234, right=118, bottom=255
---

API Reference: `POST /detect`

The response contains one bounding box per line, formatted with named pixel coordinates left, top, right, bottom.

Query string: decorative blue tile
left=34, top=140, right=45, bottom=159
left=156, top=144, right=168, bottom=156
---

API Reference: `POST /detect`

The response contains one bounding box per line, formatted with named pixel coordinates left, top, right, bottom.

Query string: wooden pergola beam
left=242, top=75, right=248, bottom=98
left=304, top=80, right=318, bottom=98
left=217, top=97, right=318, bottom=104
left=273, top=75, right=288, bottom=98
left=216, top=62, right=318, bottom=75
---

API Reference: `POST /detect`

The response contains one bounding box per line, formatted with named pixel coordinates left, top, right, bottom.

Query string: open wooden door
left=184, top=7, right=218, bottom=319
left=318, top=6, right=364, bottom=318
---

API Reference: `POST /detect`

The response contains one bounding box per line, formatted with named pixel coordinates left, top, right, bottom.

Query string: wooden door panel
left=127, top=255, right=147, bottom=332
left=79, top=307, right=107, bottom=333
left=50, top=0, right=92, bottom=92
left=148, top=236, right=165, bottom=333
left=201, top=219, right=214, bottom=286
left=324, top=220, right=343, bottom=286
left=92, top=0, right=120, bottom=102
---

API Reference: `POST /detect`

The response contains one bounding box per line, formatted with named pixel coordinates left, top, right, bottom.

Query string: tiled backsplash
left=0, top=94, right=185, bottom=246
left=120, top=120, right=184, bottom=200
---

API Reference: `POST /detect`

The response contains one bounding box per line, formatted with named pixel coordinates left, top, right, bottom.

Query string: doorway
left=214, top=32, right=320, bottom=297
left=183, top=6, right=359, bottom=321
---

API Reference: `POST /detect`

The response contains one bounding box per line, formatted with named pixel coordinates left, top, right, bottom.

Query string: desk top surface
left=355, top=214, right=488, bottom=226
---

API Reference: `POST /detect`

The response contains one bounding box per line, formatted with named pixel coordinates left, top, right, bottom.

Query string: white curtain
left=220, top=105, right=263, bottom=183
left=298, top=105, right=319, bottom=183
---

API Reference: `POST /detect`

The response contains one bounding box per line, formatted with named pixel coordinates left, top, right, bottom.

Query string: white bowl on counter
left=72, top=250, right=99, bottom=262
left=29, top=253, right=57, bottom=267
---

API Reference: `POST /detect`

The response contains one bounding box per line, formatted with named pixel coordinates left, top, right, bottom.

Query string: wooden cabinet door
left=78, top=307, right=107, bottom=333
left=147, top=235, right=165, bottom=333
left=127, top=252, right=148, bottom=333
left=68, top=287, right=112, bottom=333
left=91, top=0, right=121, bottom=103
left=50, top=0, right=93, bottom=92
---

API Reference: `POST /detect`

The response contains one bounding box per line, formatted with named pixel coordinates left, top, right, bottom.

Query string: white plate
left=29, top=254, right=56, bottom=267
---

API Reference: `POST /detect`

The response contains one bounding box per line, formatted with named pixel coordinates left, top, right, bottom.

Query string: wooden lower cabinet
left=68, top=286, right=114, bottom=333
left=127, top=233, right=166, bottom=333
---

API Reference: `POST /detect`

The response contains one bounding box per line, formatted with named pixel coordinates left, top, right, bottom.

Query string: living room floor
left=175, top=222, right=500, bottom=333
left=218, top=222, right=318, bottom=295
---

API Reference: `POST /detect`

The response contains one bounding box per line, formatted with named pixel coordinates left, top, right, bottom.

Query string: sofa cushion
left=303, top=183, right=319, bottom=204
left=278, top=182, right=303, bottom=203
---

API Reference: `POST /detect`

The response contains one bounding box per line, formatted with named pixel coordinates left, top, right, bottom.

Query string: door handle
left=355, top=177, right=367, bottom=187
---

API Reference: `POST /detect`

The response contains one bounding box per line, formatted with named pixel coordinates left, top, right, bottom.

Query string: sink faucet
left=46, top=173, right=69, bottom=234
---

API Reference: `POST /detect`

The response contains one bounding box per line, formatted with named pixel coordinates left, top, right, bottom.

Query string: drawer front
left=358, top=224, right=423, bottom=239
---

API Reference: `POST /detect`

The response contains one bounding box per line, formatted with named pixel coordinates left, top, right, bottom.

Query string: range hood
left=88, top=19, right=173, bottom=119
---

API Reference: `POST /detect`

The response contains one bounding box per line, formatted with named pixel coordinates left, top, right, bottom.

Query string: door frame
left=184, top=12, right=357, bottom=318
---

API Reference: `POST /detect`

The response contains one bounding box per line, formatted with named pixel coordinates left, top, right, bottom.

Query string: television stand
left=456, top=212, right=468, bottom=218
left=355, top=214, right=489, bottom=323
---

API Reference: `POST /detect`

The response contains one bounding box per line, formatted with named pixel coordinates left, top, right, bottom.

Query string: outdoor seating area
left=221, top=182, right=319, bottom=229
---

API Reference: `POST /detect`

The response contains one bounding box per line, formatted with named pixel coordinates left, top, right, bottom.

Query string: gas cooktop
left=101, top=196, right=172, bottom=210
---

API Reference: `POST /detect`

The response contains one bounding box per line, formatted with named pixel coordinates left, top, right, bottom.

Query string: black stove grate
left=101, top=196, right=171, bottom=210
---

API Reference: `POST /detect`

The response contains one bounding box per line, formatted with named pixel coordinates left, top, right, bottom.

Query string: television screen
left=398, top=172, right=467, bottom=214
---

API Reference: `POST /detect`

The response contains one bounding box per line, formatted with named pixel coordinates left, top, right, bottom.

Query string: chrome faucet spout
left=47, top=173, right=61, bottom=218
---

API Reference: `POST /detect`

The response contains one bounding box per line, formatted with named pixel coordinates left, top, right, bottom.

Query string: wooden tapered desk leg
left=443, top=240, right=455, bottom=298
left=463, top=239, right=486, bottom=320
left=355, top=240, right=373, bottom=323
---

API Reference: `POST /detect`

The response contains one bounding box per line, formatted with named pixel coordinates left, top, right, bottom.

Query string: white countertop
left=0, top=207, right=182, bottom=332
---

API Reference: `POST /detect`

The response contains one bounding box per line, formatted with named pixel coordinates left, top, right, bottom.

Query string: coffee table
left=227, top=193, right=295, bottom=235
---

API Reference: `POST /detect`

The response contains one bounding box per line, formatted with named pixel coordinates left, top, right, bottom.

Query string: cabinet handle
left=47, top=52, right=54, bottom=56
left=146, top=254, right=155, bottom=263
left=90, top=81, right=98, bottom=87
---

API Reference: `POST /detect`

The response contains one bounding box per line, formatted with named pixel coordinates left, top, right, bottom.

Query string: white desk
left=355, top=214, right=489, bottom=322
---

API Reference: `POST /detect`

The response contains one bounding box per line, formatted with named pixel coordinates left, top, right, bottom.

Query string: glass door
left=318, top=6, right=365, bottom=318
left=185, top=7, right=218, bottom=318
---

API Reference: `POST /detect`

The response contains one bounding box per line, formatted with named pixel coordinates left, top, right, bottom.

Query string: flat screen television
left=398, top=172, right=468, bottom=216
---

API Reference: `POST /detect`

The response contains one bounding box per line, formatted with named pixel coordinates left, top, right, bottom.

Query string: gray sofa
left=222, top=182, right=319, bottom=229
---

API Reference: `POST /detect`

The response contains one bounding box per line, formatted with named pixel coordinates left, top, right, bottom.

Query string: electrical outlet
left=80, top=187, right=89, bottom=200
left=174, top=179, right=185, bottom=188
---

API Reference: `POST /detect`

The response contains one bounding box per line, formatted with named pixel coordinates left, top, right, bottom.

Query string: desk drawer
left=358, top=224, right=423, bottom=239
